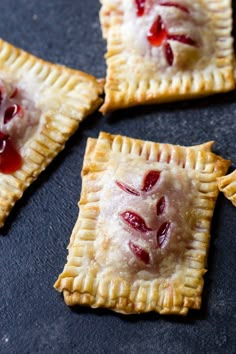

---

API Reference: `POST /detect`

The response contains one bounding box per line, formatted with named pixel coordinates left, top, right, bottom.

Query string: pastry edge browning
left=100, top=66, right=235, bottom=114
left=62, top=289, right=200, bottom=315
left=218, top=170, right=236, bottom=206
left=0, top=38, right=103, bottom=228
left=55, top=132, right=231, bottom=315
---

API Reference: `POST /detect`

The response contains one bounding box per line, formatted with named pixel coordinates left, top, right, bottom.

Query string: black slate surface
left=0, top=1, right=236, bottom=353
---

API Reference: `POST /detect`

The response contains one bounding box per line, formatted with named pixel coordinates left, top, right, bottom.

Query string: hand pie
left=0, top=39, right=103, bottom=228
left=99, top=0, right=235, bottom=113
left=218, top=170, right=236, bottom=207
left=55, top=132, right=230, bottom=315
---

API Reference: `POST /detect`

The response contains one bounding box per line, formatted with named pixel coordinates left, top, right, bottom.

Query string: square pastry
left=218, top=170, right=236, bottom=206
left=55, top=132, right=230, bottom=315
left=99, top=0, right=235, bottom=113
left=0, top=39, right=103, bottom=227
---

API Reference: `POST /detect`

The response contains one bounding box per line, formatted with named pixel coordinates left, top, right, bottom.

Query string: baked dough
left=99, top=0, right=235, bottom=113
left=218, top=170, right=236, bottom=206
left=0, top=38, right=103, bottom=227
left=55, top=132, right=230, bottom=315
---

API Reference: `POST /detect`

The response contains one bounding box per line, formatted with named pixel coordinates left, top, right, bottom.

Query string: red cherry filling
left=129, top=241, right=150, bottom=264
left=121, top=211, right=152, bottom=233
left=142, top=170, right=161, bottom=192
left=164, top=42, right=174, bottom=66
left=4, top=104, right=23, bottom=124
left=156, top=196, right=166, bottom=216
left=167, top=34, right=196, bottom=46
left=146, top=7, right=197, bottom=66
left=0, top=132, right=22, bottom=174
left=147, top=16, right=167, bottom=46
left=116, top=181, right=140, bottom=196
left=135, top=0, right=146, bottom=17
left=159, top=1, right=189, bottom=14
left=157, top=222, right=170, bottom=247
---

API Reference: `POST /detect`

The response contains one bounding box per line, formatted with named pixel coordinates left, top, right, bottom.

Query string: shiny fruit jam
left=0, top=82, right=23, bottom=174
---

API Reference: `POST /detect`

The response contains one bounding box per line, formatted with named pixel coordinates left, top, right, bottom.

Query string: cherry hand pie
left=55, top=132, right=230, bottom=315
left=99, top=0, right=235, bottom=113
left=0, top=39, right=103, bottom=227
left=218, top=170, right=236, bottom=207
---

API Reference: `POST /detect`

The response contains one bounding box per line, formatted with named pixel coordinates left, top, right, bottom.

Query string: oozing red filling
left=0, top=132, right=22, bottom=173
left=135, top=0, right=146, bottom=16
left=129, top=241, right=150, bottom=264
left=143, top=0, right=196, bottom=66
left=147, top=16, right=197, bottom=65
left=147, top=16, right=167, bottom=46
left=0, top=86, right=24, bottom=174
left=121, top=210, right=153, bottom=233
left=133, top=1, right=197, bottom=66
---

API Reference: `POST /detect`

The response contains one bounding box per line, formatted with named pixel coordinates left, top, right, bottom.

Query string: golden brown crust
left=55, top=132, right=230, bottom=315
left=99, top=0, right=235, bottom=114
left=218, top=170, right=236, bottom=206
left=0, top=38, right=103, bottom=227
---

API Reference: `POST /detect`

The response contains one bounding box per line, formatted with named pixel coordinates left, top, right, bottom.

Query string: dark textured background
left=0, top=1, right=236, bottom=353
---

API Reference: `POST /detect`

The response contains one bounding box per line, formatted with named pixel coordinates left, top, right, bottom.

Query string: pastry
left=99, top=0, right=235, bottom=113
left=55, top=132, right=230, bottom=315
left=218, top=170, right=236, bottom=206
left=0, top=38, right=103, bottom=227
